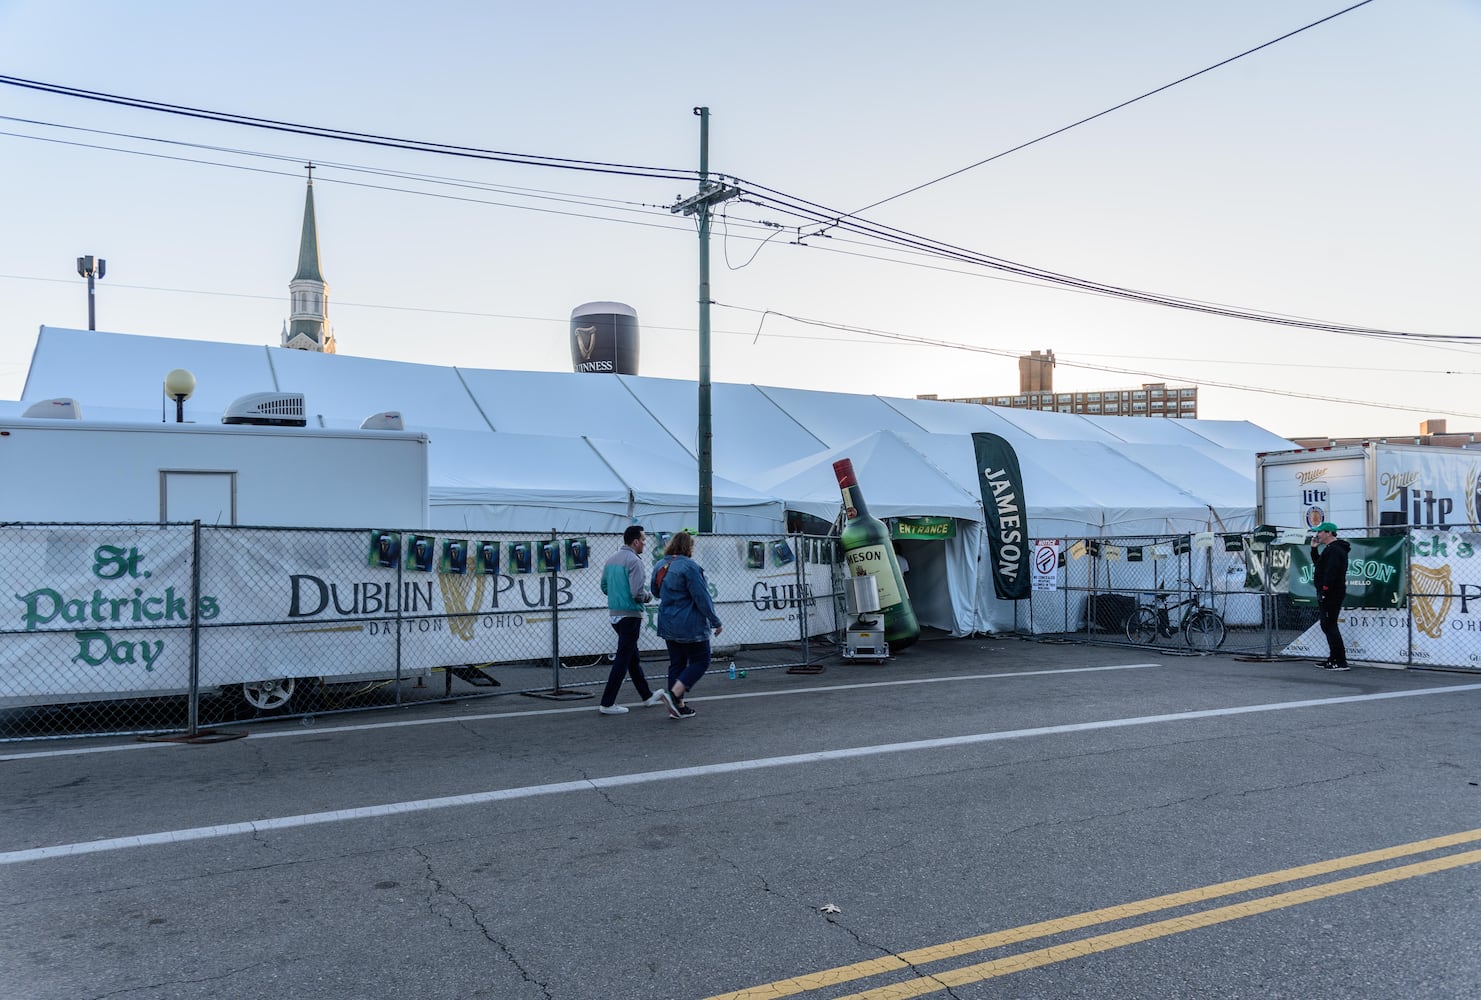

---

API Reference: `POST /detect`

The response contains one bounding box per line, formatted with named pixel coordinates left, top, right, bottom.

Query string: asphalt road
left=2, top=639, right=1479, bottom=1000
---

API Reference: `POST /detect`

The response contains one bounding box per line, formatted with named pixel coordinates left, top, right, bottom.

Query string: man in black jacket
left=1311, top=522, right=1351, bottom=670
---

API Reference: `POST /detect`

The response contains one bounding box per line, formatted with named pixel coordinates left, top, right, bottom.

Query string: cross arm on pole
left=669, top=183, right=741, bottom=216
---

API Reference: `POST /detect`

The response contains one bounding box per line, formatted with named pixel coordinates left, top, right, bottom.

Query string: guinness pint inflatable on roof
left=570, top=301, right=639, bottom=374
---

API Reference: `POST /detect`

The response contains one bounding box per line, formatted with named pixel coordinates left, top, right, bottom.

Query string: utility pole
left=670, top=107, right=739, bottom=533
left=76, top=255, right=106, bottom=330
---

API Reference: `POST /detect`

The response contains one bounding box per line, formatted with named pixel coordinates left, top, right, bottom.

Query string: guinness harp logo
left=575, top=324, right=598, bottom=361
left=1409, top=564, right=1453, bottom=640
left=1467, top=468, right=1481, bottom=525
left=438, top=572, right=487, bottom=642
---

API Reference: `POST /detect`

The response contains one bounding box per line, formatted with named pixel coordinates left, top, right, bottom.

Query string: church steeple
left=282, top=164, right=335, bottom=353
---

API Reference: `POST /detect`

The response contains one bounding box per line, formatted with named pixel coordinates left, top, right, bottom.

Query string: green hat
left=1312, top=522, right=1338, bottom=534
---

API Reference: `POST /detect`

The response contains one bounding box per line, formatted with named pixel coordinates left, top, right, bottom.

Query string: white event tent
left=12, top=326, right=1296, bottom=634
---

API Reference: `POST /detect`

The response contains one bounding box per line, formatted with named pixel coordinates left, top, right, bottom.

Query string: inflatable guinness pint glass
left=570, top=302, right=639, bottom=374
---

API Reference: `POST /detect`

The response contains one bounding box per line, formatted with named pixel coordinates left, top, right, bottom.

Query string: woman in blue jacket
left=650, top=531, right=723, bottom=719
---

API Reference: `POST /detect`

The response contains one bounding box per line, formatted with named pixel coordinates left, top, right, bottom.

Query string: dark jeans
left=1318, top=598, right=1347, bottom=666
left=665, top=639, right=712, bottom=695
left=602, top=617, right=653, bottom=707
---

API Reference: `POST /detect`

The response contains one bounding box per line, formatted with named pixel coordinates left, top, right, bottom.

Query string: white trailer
left=0, top=415, right=428, bottom=528
left=1256, top=442, right=1481, bottom=533
left=0, top=407, right=433, bottom=712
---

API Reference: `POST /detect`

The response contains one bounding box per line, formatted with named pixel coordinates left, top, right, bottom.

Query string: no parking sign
left=1032, top=540, right=1059, bottom=591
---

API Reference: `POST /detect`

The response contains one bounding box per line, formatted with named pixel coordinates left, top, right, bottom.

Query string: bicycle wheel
left=1125, top=607, right=1160, bottom=644
left=1184, top=610, right=1226, bottom=651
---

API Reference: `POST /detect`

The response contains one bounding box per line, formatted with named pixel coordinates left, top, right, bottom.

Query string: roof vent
left=360, top=411, right=405, bottom=431
left=22, top=398, right=83, bottom=419
left=222, top=392, right=307, bottom=427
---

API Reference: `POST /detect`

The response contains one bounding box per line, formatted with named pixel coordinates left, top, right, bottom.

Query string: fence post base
left=520, top=689, right=593, bottom=701
left=137, top=729, right=248, bottom=744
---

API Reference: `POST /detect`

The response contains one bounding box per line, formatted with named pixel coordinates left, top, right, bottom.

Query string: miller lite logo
left=1301, top=481, right=1328, bottom=529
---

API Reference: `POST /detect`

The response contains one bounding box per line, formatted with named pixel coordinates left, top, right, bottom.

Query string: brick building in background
left=1290, top=418, right=1480, bottom=450
left=920, top=349, right=1199, bottom=418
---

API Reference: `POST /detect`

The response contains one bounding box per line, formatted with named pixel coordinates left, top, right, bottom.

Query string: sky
left=0, top=0, right=1477, bottom=440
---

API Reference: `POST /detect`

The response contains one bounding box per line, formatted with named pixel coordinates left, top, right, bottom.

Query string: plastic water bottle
left=728, top=662, right=737, bottom=680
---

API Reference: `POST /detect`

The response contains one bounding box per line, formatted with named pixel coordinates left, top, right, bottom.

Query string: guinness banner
left=972, top=432, right=1029, bottom=600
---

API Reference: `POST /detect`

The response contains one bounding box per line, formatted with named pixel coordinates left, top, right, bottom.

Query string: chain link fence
left=0, top=524, right=846, bottom=741
left=1017, top=524, right=1481, bottom=670
left=11, top=520, right=1477, bottom=741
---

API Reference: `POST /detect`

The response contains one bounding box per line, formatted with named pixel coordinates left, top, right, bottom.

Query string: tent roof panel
left=25, top=327, right=277, bottom=421
left=756, top=386, right=923, bottom=446
left=1083, top=414, right=1222, bottom=445
left=425, top=430, right=626, bottom=492
left=760, top=430, right=983, bottom=521
left=620, top=374, right=828, bottom=481
left=882, top=396, right=1125, bottom=443
left=458, top=369, right=684, bottom=463
left=1174, top=418, right=1296, bottom=453
left=269, top=349, right=490, bottom=431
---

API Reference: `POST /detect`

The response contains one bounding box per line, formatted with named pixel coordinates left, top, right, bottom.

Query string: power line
left=730, top=181, right=1476, bottom=341
left=2, top=260, right=1469, bottom=416
left=3, top=66, right=1467, bottom=344
left=0, top=74, right=700, bottom=182
left=844, top=1, right=1379, bottom=217
left=0, top=114, right=671, bottom=211
left=0, top=127, right=698, bottom=234
left=1065, top=351, right=1481, bottom=374
left=8, top=122, right=1470, bottom=353
left=716, top=302, right=1481, bottom=420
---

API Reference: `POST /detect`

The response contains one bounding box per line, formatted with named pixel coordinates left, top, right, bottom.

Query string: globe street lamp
left=163, top=368, right=196, bottom=423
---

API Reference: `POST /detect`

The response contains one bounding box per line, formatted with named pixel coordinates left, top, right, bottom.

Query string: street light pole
left=76, top=255, right=106, bottom=331
left=669, top=108, right=739, bottom=533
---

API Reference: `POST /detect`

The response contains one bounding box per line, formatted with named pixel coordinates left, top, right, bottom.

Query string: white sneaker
left=643, top=691, right=666, bottom=707
left=597, top=704, right=629, bottom=715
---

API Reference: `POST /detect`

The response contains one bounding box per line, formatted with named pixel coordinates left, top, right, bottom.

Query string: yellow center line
left=705, top=828, right=1481, bottom=1000
left=832, top=849, right=1481, bottom=1000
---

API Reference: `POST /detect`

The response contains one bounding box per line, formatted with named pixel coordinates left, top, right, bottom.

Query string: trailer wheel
left=239, top=677, right=316, bottom=713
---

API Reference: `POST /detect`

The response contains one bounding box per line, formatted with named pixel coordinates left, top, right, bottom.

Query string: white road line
left=0, top=662, right=1158, bottom=761
left=4, top=681, right=1478, bottom=866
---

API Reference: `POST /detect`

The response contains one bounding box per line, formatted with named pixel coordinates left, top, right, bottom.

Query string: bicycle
left=1124, top=581, right=1226, bottom=651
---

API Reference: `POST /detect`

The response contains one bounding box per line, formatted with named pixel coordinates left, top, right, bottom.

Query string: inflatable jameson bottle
left=832, top=458, right=920, bottom=650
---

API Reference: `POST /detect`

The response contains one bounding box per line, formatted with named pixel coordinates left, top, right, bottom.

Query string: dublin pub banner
left=0, top=526, right=838, bottom=708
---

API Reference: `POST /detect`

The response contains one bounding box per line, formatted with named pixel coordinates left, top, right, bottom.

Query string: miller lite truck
left=1256, top=442, right=1481, bottom=671
left=1255, top=442, right=1481, bottom=534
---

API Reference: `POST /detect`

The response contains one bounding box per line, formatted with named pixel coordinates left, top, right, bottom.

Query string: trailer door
left=160, top=470, right=237, bottom=525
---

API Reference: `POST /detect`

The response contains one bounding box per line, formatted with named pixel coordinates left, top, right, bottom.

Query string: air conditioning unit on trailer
left=360, top=411, right=405, bottom=430
left=22, top=398, right=83, bottom=419
left=222, top=392, right=307, bottom=427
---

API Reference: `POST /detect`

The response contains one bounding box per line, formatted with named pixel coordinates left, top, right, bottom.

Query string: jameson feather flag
left=972, top=432, right=1030, bottom=600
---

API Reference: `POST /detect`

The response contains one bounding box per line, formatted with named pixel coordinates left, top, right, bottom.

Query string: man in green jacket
left=597, top=525, right=660, bottom=714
